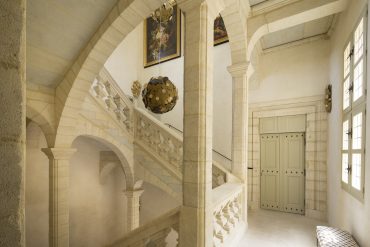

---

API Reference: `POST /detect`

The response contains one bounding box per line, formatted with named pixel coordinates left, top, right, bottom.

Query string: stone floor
left=238, top=209, right=327, bottom=247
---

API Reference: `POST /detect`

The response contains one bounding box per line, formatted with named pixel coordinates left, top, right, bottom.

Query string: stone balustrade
left=89, top=68, right=133, bottom=133
left=108, top=207, right=180, bottom=247
left=212, top=183, right=244, bottom=246
left=134, top=108, right=183, bottom=174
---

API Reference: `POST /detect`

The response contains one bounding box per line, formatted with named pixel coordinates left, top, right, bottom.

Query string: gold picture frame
left=143, top=4, right=181, bottom=68
left=214, top=15, right=229, bottom=46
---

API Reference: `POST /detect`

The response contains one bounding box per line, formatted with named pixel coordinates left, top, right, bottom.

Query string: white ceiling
left=261, top=15, right=335, bottom=50
left=27, top=0, right=118, bottom=87
left=249, top=0, right=269, bottom=6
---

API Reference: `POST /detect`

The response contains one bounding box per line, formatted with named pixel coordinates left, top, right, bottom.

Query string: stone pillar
left=0, top=1, right=26, bottom=246
left=178, top=1, right=220, bottom=246
left=42, top=148, right=76, bottom=247
left=227, top=62, right=249, bottom=222
left=124, top=189, right=144, bottom=231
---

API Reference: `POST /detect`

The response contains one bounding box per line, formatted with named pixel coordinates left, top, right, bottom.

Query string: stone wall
left=0, top=1, right=26, bottom=246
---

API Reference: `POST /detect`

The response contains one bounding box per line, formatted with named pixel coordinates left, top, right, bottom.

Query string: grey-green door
left=260, top=133, right=305, bottom=215
left=260, top=134, right=280, bottom=211
left=280, top=133, right=305, bottom=214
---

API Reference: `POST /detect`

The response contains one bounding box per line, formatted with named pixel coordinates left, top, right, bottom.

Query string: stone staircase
left=90, top=68, right=245, bottom=246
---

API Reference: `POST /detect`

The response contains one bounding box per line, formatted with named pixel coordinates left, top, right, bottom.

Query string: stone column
left=227, top=62, right=249, bottom=222
left=124, top=189, right=144, bottom=231
left=178, top=1, right=220, bottom=246
left=0, top=1, right=26, bottom=246
left=42, top=148, right=76, bottom=247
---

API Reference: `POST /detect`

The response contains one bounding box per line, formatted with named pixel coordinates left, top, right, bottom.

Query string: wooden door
left=260, top=133, right=305, bottom=214
left=280, top=133, right=305, bottom=214
left=260, top=134, right=280, bottom=211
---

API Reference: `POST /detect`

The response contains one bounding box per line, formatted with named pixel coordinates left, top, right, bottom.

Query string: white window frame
left=341, top=10, right=367, bottom=201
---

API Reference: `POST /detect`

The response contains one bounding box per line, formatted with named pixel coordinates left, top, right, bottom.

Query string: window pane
left=342, top=153, right=349, bottom=184
left=342, top=120, right=349, bottom=150
left=343, top=78, right=350, bottom=110
left=353, top=59, right=363, bottom=102
left=352, top=112, right=362, bottom=149
left=344, top=43, right=351, bottom=78
left=354, top=18, right=364, bottom=63
left=352, top=153, right=362, bottom=190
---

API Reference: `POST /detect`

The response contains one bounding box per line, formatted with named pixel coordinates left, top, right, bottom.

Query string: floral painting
left=214, top=15, right=229, bottom=46
left=144, top=4, right=181, bottom=68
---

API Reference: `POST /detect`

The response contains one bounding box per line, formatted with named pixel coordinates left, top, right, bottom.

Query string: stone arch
left=54, top=0, right=165, bottom=147
left=221, top=0, right=248, bottom=64
left=54, top=0, right=249, bottom=147
left=70, top=117, right=136, bottom=189
left=246, top=0, right=347, bottom=81
left=26, top=103, right=55, bottom=147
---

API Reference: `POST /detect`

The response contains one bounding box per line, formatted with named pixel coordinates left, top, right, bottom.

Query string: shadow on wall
left=139, top=181, right=180, bottom=226
left=26, top=121, right=49, bottom=247
left=69, top=136, right=127, bottom=247
left=25, top=131, right=131, bottom=247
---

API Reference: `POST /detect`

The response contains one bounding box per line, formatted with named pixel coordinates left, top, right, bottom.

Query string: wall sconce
left=325, top=84, right=332, bottom=113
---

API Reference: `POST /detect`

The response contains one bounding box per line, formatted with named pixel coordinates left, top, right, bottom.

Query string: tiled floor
left=238, top=209, right=327, bottom=247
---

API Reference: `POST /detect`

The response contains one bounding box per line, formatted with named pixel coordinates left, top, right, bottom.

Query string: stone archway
left=26, top=103, right=55, bottom=147
left=53, top=0, right=249, bottom=148
left=54, top=0, right=166, bottom=148
left=71, top=116, right=136, bottom=189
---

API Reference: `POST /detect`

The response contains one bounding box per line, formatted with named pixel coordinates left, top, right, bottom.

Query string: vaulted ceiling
left=26, top=0, right=118, bottom=88
left=261, top=15, right=335, bottom=50
left=26, top=0, right=344, bottom=88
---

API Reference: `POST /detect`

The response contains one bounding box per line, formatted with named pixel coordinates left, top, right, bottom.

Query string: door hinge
left=304, top=169, right=306, bottom=176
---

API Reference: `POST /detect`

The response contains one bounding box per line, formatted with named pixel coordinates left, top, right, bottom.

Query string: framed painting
left=143, top=4, right=181, bottom=68
left=214, top=15, right=229, bottom=46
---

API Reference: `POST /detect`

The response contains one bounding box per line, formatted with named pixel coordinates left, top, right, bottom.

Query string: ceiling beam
left=247, top=0, right=347, bottom=60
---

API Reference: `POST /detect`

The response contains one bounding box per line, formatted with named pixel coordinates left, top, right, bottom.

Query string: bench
left=316, top=226, right=359, bottom=247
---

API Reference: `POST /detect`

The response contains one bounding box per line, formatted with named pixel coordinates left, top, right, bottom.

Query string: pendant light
left=142, top=0, right=178, bottom=114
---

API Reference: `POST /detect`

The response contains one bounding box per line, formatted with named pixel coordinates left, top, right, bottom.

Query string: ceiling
left=26, top=0, right=118, bottom=87
left=261, top=15, right=335, bottom=50
left=249, top=0, right=269, bottom=6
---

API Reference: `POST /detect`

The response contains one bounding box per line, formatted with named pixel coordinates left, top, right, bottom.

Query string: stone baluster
left=103, top=81, right=115, bottom=110
left=151, top=227, right=172, bottom=246
left=93, top=76, right=106, bottom=99
left=124, top=189, right=144, bottom=231
left=42, top=148, right=76, bottom=247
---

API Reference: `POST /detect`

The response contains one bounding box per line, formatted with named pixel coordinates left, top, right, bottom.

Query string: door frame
left=248, top=97, right=328, bottom=220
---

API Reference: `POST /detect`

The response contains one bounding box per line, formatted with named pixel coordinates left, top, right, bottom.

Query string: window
left=341, top=13, right=367, bottom=200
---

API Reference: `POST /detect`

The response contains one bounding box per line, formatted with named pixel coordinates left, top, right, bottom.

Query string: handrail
left=165, top=123, right=233, bottom=162
left=108, top=207, right=180, bottom=247
left=89, top=69, right=134, bottom=133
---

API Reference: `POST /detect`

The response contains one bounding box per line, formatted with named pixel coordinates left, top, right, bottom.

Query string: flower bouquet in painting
left=144, top=2, right=181, bottom=68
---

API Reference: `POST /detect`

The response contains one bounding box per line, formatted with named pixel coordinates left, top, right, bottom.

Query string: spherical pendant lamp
left=142, top=76, right=178, bottom=114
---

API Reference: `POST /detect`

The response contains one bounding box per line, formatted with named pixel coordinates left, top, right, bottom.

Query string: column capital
left=227, top=62, right=249, bottom=77
left=41, top=148, right=76, bottom=160
left=123, top=189, right=144, bottom=198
